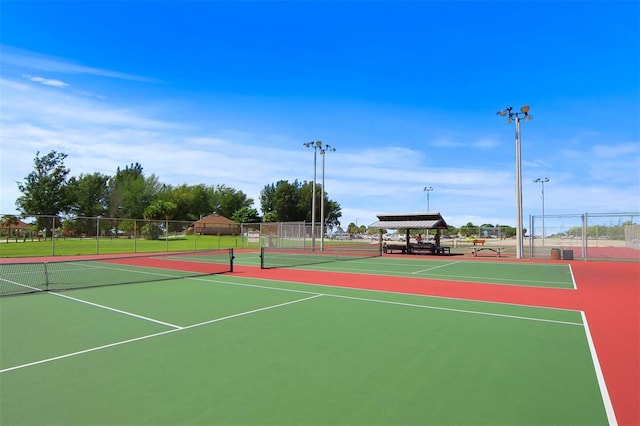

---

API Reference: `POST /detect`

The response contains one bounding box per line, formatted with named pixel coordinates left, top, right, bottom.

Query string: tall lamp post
left=303, top=141, right=322, bottom=251
left=497, top=105, right=532, bottom=259
left=319, top=143, right=336, bottom=250
left=423, top=186, right=434, bottom=211
left=534, top=177, right=549, bottom=246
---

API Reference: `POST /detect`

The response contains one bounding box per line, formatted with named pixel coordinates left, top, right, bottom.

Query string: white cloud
left=3, top=46, right=155, bottom=82
left=592, top=142, right=639, bottom=159
left=1, top=64, right=638, bottom=228
left=22, top=74, right=69, bottom=87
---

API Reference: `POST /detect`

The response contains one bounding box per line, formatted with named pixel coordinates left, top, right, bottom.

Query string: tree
left=16, top=151, right=71, bottom=235
left=66, top=172, right=110, bottom=217
left=231, top=207, right=261, bottom=223
left=107, top=163, right=160, bottom=219
left=139, top=200, right=176, bottom=240
left=1, top=215, right=19, bottom=239
left=459, top=222, right=478, bottom=237
left=63, top=172, right=110, bottom=236
left=260, top=180, right=341, bottom=225
left=260, top=180, right=302, bottom=222
left=208, top=184, right=253, bottom=219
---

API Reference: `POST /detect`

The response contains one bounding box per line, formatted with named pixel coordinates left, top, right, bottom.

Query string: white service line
left=411, top=260, right=462, bottom=274
left=51, top=292, right=183, bottom=329
left=0, top=294, right=323, bottom=374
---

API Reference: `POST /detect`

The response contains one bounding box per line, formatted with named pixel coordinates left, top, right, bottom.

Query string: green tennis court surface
left=1, top=259, right=609, bottom=425
left=237, top=251, right=576, bottom=289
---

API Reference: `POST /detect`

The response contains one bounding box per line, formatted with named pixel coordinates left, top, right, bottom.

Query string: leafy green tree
left=1, top=214, right=19, bottom=239
left=144, top=200, right=179, bottom=234
left=323, top=199, right=341, bottom=229
left=459, top=222, right=477, bottom=237
left=260, top=180, right=341, bottom=225
left=165, top=184, right=211, bottom=221
left=65, top=173, right=110, bottom=235
left=231, top=207, right=261, bottom=223
left=144, top=200, right=178, bottom=221
left=260, top=180, right=302, bottom=222
left=108, top=163, right=160, bottom=219
left=209, top=184, right=253, bottom=219
left=66, top=173, right=109, bottom=217
left=16, top=151, right=71, bottom=235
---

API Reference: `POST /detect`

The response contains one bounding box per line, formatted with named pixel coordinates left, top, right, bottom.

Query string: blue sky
left=1, top=0, right=639, bottom=229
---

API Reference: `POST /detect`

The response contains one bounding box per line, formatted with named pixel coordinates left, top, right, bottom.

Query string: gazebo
left=368, top=212, right=450, bottom=253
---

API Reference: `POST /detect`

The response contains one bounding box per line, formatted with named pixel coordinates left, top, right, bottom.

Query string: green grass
left=0, top=234, right=259, bottom=257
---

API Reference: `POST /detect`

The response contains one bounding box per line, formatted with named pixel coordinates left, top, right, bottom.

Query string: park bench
left=471, top=247, right=503, bottom=257
left=383, top=243, right=410, bottom=254
left=383, top=243, right=451, bottom=255
left=412, top=243, right=451, bottom=255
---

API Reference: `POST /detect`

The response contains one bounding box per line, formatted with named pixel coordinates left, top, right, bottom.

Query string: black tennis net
left=260, top=244, right=381, bottom=269
left=0, top=249, right=234, bottom=297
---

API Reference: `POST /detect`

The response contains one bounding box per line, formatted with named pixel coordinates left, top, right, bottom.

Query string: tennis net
left=0, top=249, right=234, bottom=297
left=260, top=243, right=381, bottom=269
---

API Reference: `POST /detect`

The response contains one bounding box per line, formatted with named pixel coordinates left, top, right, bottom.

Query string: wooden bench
left=434, top=246, right=451, bottom=255
left=383, top=243, right=451, bottom=255
left=472, top=239, right=486, bottom=246
left=471, top=247, right=503, bottom=257
left=411, top=243, right=451, bottom=255
left=383, top=243, right=409, bottom=254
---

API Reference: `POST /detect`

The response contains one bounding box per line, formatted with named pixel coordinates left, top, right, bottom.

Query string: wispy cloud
left=2, top=46, right=156, bottom=83
left=22, top=74, right=69, bottom=87
left=1, top=51, right=638, bottom=226
left=592, top=142, right=639, bottom=159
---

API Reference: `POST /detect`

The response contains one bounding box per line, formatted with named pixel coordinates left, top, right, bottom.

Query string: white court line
left=321, top=293, right=583, bottom=326
left=568, top=263, right=578, bottom=290
left=581, top=311, right=618, bottom=425
left=51, top=292, right=183, bottom=329
left=0, top=294, right=323, bottom=374
left=411, top=260, right=462, bottom=274
left=0, top=276, right=183, bottom=329
left=191, top=276, right=583, bottom=326
left=305, top=263, right=573, bottom=289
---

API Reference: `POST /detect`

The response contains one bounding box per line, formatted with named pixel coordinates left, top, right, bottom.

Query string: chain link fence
left=0, top=214, right=249, bottom=257
left=0, top=215, right=353, bottom=257
left=528, top=212, right=639, bottom=260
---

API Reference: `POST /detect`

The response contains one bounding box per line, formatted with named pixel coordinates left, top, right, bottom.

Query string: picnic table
left=471, top=247, right=504, bottom=257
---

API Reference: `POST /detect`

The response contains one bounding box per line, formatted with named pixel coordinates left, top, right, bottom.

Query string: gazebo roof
left=368, top=212, right=449, bottom=230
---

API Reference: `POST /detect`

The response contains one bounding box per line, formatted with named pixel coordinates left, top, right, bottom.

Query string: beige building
left=192, top=214, right=240, bottom=236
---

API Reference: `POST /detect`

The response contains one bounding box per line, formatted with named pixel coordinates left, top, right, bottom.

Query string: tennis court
left=1, top=250, right=637, bottom=425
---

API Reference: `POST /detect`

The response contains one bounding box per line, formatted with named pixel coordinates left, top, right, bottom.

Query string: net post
left=229, top=248, right=234, bottom=273
left=260, top=247, right=265, bottom=269
left=43, top=261, right=49, bottom=291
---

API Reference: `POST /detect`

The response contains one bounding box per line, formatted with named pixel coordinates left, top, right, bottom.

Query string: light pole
left=320, top=143, right=335, bottom=250
left=423, top=186, right=433, bottom=211
left=303, top=141, right=322, bottom=250
left=497, top=105, right=532, bottom=259
left=534, top=177, right=549, bottom=246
